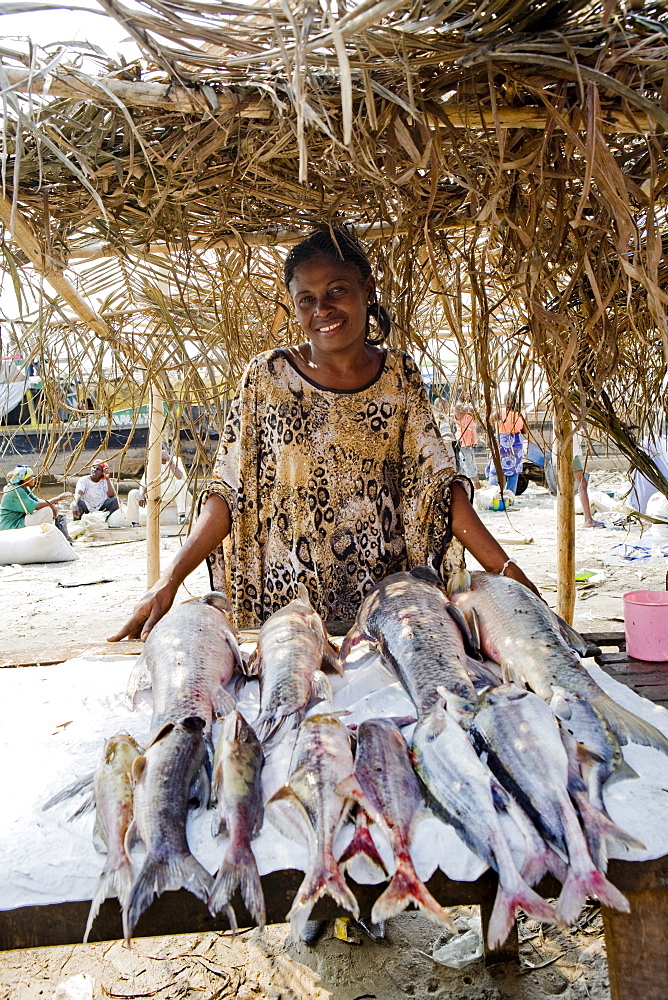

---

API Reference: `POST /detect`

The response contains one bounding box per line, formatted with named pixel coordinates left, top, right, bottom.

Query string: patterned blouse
left=201, top=347, right=470, bottom=628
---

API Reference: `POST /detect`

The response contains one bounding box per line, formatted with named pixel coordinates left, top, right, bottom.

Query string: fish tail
left=594, top=692, right=668, bottom=755
left=574, top=793, right=644, bottom=871
left=252, top=710, right=302, bottom=748
left=83, top=859, right=133, bottom=943
left=370, top=853, right=457, bottom=931
left=288, top=853, right=359, bottom=941
left=123, top=852, right=213, bottom=943
left=488, top=881, right=556, bottom=949
left=208, top=844, right=266, bottom=928
left=557, top=869, right=630, bottom=926
left=337, top=825, right=388, bottom=876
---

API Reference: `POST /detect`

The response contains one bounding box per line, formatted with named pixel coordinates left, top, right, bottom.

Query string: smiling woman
left=110, top=227, right=538, bottom=639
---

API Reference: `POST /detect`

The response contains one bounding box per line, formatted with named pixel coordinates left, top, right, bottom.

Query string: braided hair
left=283, top=227, right=391, bottom=345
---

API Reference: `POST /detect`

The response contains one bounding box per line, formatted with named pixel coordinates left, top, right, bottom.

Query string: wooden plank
left=2, top=642, right=144, bottom=668
left=603, top=887, right=668, bottom=1000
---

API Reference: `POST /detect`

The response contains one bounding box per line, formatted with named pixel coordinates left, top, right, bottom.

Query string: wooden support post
left=556, top=411, right=575, bottom=624
left=146, top=385, right=165, bottom=589
left=602, top=890, right=668, bottom=1000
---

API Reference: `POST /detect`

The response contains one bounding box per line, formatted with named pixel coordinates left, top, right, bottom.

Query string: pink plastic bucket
left=623, top=590, right=668, bottom=662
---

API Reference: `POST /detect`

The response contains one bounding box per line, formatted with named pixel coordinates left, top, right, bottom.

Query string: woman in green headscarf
left=0, top=466, right=72, bottom=539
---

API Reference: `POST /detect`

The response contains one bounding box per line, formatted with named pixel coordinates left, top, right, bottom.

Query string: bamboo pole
left=146, top=384, right=165, bottom=589
left=556, top=411, right=576, bottom=624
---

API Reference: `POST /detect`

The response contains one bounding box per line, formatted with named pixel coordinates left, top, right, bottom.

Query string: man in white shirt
left=126, top=442, right=191, bottom=526
left=72, top=462, right=120, bottom=520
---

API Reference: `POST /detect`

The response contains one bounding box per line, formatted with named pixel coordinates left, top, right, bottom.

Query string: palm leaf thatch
left=0, top=0, right=667, bottom=489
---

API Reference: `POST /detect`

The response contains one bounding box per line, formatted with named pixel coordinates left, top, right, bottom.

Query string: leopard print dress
left=200, top=347, right=471, bottom=628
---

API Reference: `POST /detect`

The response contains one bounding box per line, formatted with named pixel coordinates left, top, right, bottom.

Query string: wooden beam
left=146, top=385, right=164, bottom=589
left=556, top=411, right=576, bottom=624
left=436, top=104, right=652, bottom=135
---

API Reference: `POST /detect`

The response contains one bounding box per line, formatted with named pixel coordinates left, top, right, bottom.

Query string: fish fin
left=445, top=603, right=480, bottom=658
left=370, top=852, right=456, bottom=931
left=189, top=762, right=211, bottom=813
left=593, top=693, right=668, bottom=755
left=131, top=755, right=148, bottom=786
left=223, top=628, right=244, bottom=673
left=84, top=858, right=133, bottom=943
left=243, top=648, right=260, bottom=678
left=409, top=565, right=442, bottom=586
left=92, top=813, right=106, bottom=853
left=42, top=773, right=95, bottom=811
left=550, top=610, right=589, bottom=656
left=199, top=591, right=233, bottom=615
left=125, top=654, right=151, bottom=708
left=337, top=824, right=388, bottom=877
left=465, top=656, right=500, bottom=692
left=446, top=567, right=471, bottom=598
left=123, top=852, right=213, bottom=943
left=288, top=855, right=359, bottom=941
left=208, top=844, right=266, bottom=928
left=69, top=792, right=96, bottom=821
left=212, top=688, right=236, bottom=720
left=124, top=818, right=142, bottom=855
left=339, top=623, right=372, bottom=663
left=321, top=639, right=344, bottom=676
left=604, top=757, right=640, bottom=786
left=297, top=582, right=312, bottom=607
left=556, top=869, right=630, bottom=926
left=574, top=791, right=645, bottom=870
left=253, top=709, right=302, bottom=747
left=211, top=806, right=228, bottom=837
left=311, top=669, right=333, bottom=707
left=266, top=786, right=314, bottom=849
left=488, top=881, right=556, bottom=949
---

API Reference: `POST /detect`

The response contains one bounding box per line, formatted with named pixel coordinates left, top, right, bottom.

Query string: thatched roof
left=1, top=1, right=668, bottom=483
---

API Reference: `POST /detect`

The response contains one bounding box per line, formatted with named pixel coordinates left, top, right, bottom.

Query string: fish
left=125, top=592, right=242, bottom=738
left=451, top=572, right=668, bottom=757
left=247, top=584, right=342, bottom=744
left=471, top=683, right=632, bottom=923
left=336, top=718, right=456, bottom=929
left=84, top=734, right=141, bottom=943
left=122, top=717, right=213, bottom=942
left=412, top=703, right=557, bottom=948
left=340, top=567, right=479, bottom=717
left=266, top=713, right=359, bottom=938
left=208, top=710, right=265, bottom=929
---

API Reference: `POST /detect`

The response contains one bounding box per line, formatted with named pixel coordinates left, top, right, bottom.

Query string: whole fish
left=340, top=567, right=479, bottom=717
left=336, top=718, right=456, bottom=930
left=267, top=713, right=359, bottom=938
left=123, top=717, right=213, bottom=942
left=208, top=710, right=265, bottom=929
left=247, top=584, right=342, bottom=744
left=126, top=592, right=242, bottom=737
left=412, top=705, right=557, bottom=948
left=84, top=734, right=141, bottom=943
left=451, top=572, right=668, bottom=757
left=472, top=684, right=632, bottom=923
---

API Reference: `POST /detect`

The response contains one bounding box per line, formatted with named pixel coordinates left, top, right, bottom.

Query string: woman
left=110, top=229, right=537, bottom=640
left=486, top=395, right=527, bottom=496
left=0, top=466, right=72, bottom=539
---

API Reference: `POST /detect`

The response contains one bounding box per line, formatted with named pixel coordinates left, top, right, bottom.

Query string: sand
left=1, top=475, right=666, bottom=999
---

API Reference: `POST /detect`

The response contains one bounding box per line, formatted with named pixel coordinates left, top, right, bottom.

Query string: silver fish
left=248, top=584, right=342, bottom=744
left=84, top=734, right=141, bottom=943
left=126, top=592, right=242, bottom=737
left=452, top=572, right=668, bottom=757
left=123, top=717, right=213, bottom=942
left=267, top=713, right=359, bottom=938
left=336, top=718, right=456, bottom=930
left=341, top=567, right=479, bottom=717
left=208, top=710, right=265, bottom=929
left=412, top=705, right=557, bottom=948
left=472, top=683, right=632, bottom=924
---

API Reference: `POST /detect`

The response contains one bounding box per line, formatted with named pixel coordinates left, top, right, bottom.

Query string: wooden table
left=1, top=632, right=666, bottom=1000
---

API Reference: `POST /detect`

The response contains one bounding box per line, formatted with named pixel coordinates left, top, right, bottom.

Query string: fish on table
left=84, top=733, right=141, bottom=943
left=208, top=710, right=265, bottom=929
left=340, top=566, right=482, bottom=718
left=246, top=583, right=342, bottom=744
left=412, top=701, right=557, bottom=948
left=123, top=716, right=213, bottom=943
left=267, top=713, right=359, bottom=939
left=125, top=592, right=243, bottom=738
left=471, top=683, right=636, bottom=923
left=336, top=717, right=456, bottom=930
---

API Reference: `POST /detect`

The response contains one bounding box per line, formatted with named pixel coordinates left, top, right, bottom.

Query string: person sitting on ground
left=454, top=402, right=481, bottom=489
left=0, top=466, right=72, bottom=540
left=72, top=462, right=120, bottom=520
left=125, top=442, right=190, bottom=527
left=110, top=226, right=539, bottom=642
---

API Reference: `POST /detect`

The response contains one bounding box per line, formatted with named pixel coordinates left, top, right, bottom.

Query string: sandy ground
left=1, top=472, right=666, bottom=999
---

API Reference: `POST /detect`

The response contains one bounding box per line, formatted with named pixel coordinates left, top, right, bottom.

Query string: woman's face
left=288, top=256, right=374, bottom=354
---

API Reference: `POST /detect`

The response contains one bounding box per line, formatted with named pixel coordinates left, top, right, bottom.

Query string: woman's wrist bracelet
left=499, top=557, right=515, bottom=576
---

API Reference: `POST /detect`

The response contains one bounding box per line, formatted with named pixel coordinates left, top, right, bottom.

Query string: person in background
left=125, top=442, right=190, bottom=527
left=552, top=428, right=603, bottom=528
left=72, top=462, right=120, bottom=520
left=0, top=466, right=72, bottom=540
left=454, top=402, right=481, bottom=489
left=486, top=395, right=527, bottom=495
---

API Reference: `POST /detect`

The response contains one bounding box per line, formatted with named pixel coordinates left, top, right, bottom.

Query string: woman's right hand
left=107, top=581, right=178, bottom=642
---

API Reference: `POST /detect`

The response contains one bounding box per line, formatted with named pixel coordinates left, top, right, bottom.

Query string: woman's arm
left=107, top=492, right=231, bottom=641
left=450, top=481, right=540, bottom=595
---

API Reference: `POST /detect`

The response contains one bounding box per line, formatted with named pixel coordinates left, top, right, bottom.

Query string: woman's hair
left=283, top=227, right=391, bottom=344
